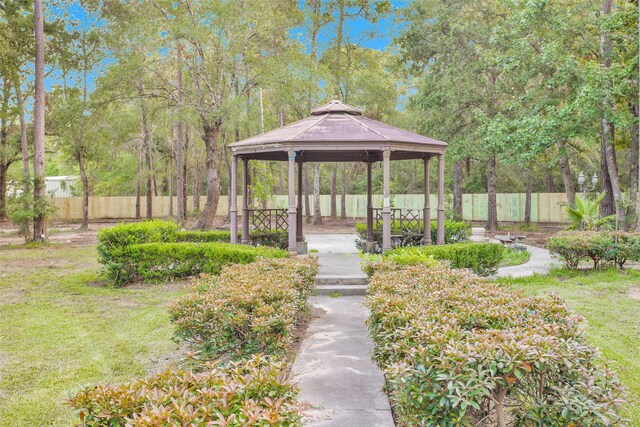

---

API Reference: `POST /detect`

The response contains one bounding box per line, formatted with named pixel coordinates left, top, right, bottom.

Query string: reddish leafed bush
left=169, top=257, right=318, bottom=359
left=367, top=262, right=626, bottom=426
left=68, top=355, right=301, bottom=426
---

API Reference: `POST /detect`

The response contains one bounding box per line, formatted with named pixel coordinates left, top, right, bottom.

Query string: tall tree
left=32, top=0, right=46, bottom=241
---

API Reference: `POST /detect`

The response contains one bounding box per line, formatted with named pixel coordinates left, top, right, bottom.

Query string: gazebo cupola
left=228, top=100, right=447, bottom=253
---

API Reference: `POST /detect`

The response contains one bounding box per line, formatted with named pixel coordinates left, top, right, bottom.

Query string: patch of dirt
left=628, top=287, right=640, bottom=300
left=0, top=288, right=27, bottom=304
left=146, top=341, right=192, bottom=375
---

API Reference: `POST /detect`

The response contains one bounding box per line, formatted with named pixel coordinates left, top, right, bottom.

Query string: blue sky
left=42, top=1, right=405, bottom=94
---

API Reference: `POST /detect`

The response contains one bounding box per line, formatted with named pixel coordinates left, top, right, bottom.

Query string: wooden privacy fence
left=51, top=193, right=570, bottom=223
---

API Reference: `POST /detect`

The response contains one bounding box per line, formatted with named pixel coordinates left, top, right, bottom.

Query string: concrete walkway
left=307, top=234, right=359, bottom=253
left=292, top=296, right=394, bottom=426
left=495, top=244, right=556, bottom=278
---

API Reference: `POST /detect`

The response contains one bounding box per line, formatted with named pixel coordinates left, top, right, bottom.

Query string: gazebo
left=228, top=100, right=447, bottom=254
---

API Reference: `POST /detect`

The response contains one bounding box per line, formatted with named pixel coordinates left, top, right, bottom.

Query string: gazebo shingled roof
left=228, top=100, right=447, bottom=162
left=227, top=100, right=447, bottom=254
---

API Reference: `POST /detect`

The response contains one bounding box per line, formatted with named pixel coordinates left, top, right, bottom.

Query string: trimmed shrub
left=249, top=231, right=289, bottom=249
left=365, top=242, right=503, bottom=276
left=97, top=220, right=179, bottom=266
left=355, top=220, right=469, bottom=253
left=112, top=242, right=287, bottom=285
left=97, top=221, right=292, bottom=284
left=68, top=355, right=301, bottom=426
left=170, top=257, right=318, bottom=358
left=175, top=229, right=231, bottom=242
left=367, top=263, right=626, bottom=426
left=548, top=231, right=640, bottom=270
left=176, top=230, right=289, bottom=250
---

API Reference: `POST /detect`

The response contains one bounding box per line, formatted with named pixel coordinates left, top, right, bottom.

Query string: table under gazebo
left=228, top=100, right=447, bottom=254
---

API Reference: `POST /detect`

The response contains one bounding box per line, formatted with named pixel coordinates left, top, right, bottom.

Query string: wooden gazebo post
left=423, top=157, right=431, bottom=245
left=287, top=150, right=297, bottom=254
left=437, top=153, right=445, bottom=244
left=230, top=155, right=238, bottom=244
left=382, top=149, right=391, bottom=251
left=366, top=161, right=374, bottom=252
left=241, top=158, right=250, bottom=244
left=297, top=159, right=303, bottom=245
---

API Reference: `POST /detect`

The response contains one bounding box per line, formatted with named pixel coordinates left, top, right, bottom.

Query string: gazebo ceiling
left=228, top=100, right=447, bottom=162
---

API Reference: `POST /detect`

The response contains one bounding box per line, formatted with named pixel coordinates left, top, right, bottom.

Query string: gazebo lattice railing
left=249, top=208, right=289, bottom=234
left=228, top=100, right=447, bottom=254
left=372, top=207, right=423, bottom=236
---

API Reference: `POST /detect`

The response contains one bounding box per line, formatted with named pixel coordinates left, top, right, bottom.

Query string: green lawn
left=499, top=268, right=640, bottom=425
left=498, top=246, right=530, bottom=267
left=0, top=243, right=185, bottom=426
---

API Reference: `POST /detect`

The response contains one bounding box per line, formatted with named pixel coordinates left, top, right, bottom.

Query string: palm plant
left=565, top=192, right=615, bottom=231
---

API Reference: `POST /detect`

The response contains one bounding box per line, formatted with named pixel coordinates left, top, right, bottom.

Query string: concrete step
left=315, top=275, right=368, bottom=287
left=315, top=284, right=368, bottom=296
left=315, top=276, right=369, bottom=296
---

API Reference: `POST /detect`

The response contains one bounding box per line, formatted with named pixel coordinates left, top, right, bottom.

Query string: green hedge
left=548, top=231, right=640, bottom=269
left=68, top=355, right=301, bottom=426
left=175, top=230, right=287, bottom=248
left=170, top=257, right=318, bottom=358
left=97, top=221, right=291, bottom=284
left=111, top=242, right=287, bottom=285
left=365, top=242, right=503, bottom=276
left=355, top=220, right=469, bottom=253
left=174, top=229, right=231, bottom=242
left=367, top=263, right=626, bottom=426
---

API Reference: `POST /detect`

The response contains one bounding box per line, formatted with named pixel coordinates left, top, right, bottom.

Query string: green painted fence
left=266, top=193, right=569, bottom=223
left=52, top=193, right=569, bottom=223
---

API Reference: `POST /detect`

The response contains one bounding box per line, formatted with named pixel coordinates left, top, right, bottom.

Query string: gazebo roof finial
left=310, top=99, right=364, bottom=116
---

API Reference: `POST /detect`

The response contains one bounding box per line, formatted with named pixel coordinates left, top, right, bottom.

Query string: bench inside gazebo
left=228, top=100, right=447, bottom=254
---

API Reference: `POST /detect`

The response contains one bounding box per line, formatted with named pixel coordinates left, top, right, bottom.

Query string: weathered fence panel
left=51, top=193, right=570, bottom=223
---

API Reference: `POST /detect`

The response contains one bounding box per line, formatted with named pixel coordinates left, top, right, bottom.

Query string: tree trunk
left=525, top=170, right=533, bottom=224
left=487, top=155, right=498, bottom=230
left=313, top=163, right=322, bottom=224
left=168, top=135, right=174, bottom=217
left=556, top=139, right=575, bottom=206
left=14, top=78, right=29, bottom=182
left=340, top=164, right=347, bottom=218
left=195, top=125, right=221, bottom=230
left=330, top=165, right=337, bottom=217
left=600, top=135, right=615, bottom=216
left=304, top=167, right=311, bottom=223
left=279, top=164, right=285, bottom=194
left=32, top=0, right=47, bottom=242
left=222, top=133, right=232, bottom=221
left=453, top=159, right=463, bottom=220
left=0, top=79, right=8, bottom=220
left=637, top=5, right=640, bottom=232
left=193, top=143, right=200, bottom=212
left=630, top=103, right=638, bottom=228
left=600, top=0, right=623, bottom=224
left=603, top=122, right=623, bottom=222
left=78, top=153, right=90, bottom=229
left=183, top=128, right=189, bottom=218
left=0, top=164, right=6, bottom=221
left=135, top=136, right=142, bottom=219
left=545, top=172, right=554, bottom=193
left=176, top=48, right=185, bottom=223
left=141, top=104, right=153, bottom=219
left=630, top=104, right=638, bottom=202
